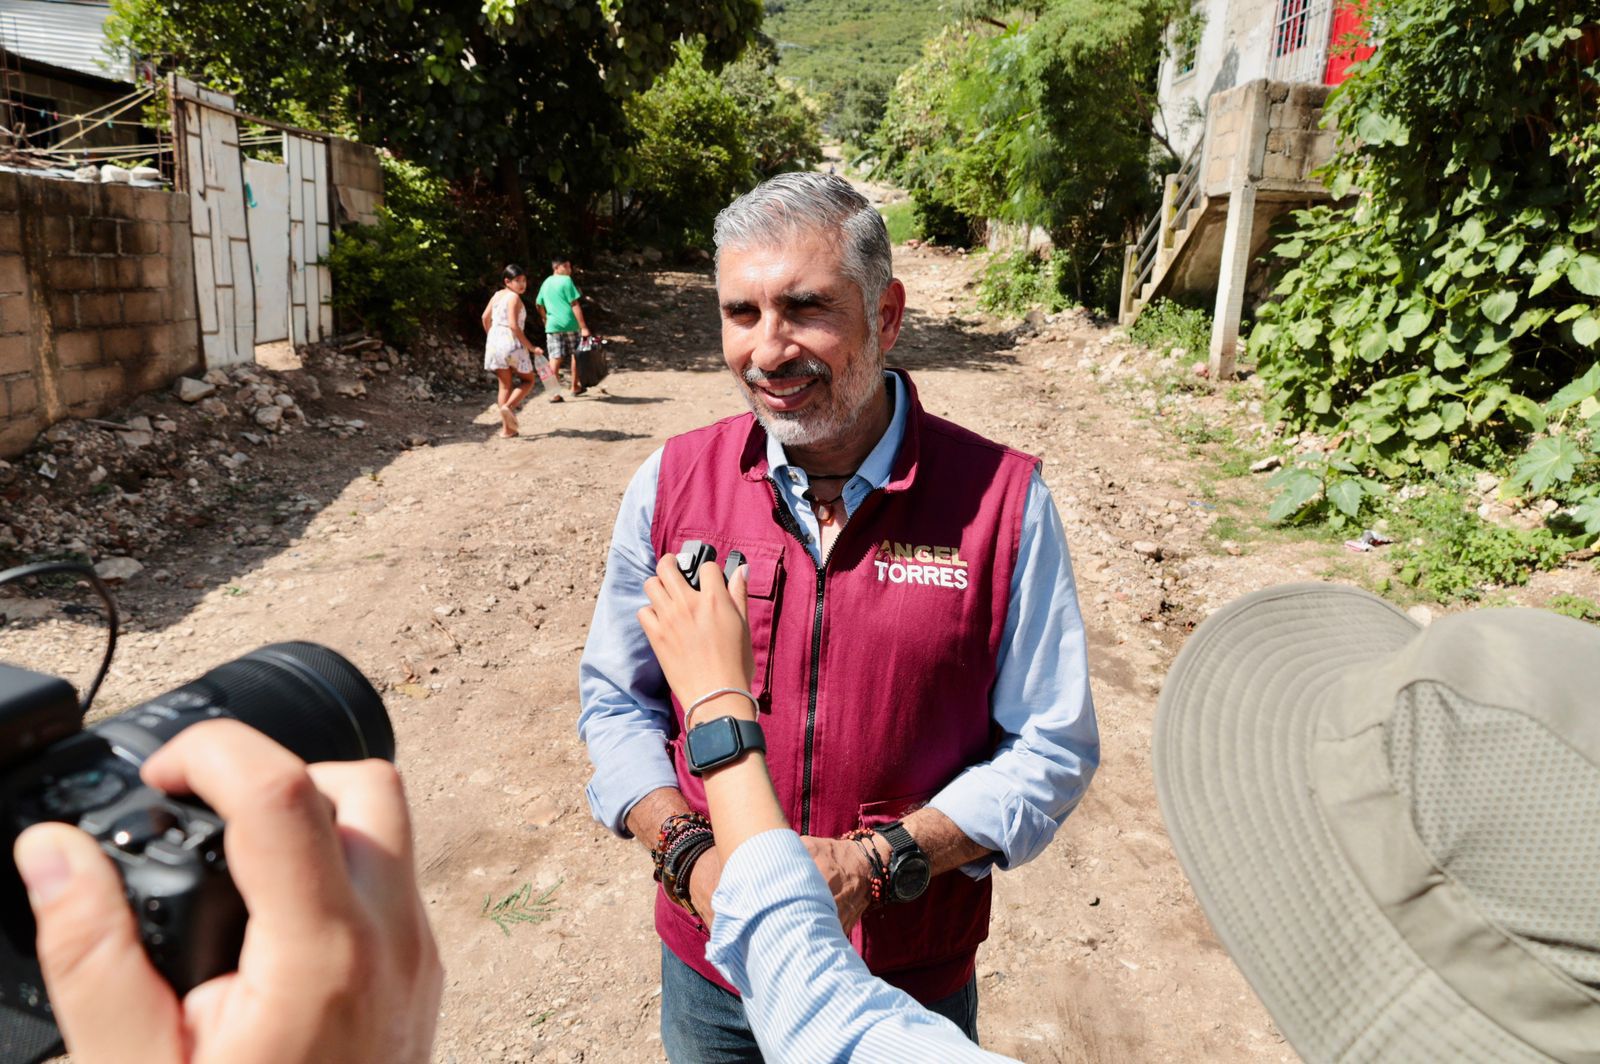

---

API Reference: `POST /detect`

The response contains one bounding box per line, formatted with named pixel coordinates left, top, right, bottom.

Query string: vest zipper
left=766, top=476, right=831, bottom=836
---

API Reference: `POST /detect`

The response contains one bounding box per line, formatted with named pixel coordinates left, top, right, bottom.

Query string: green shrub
left=1129, top=299, right=1211, bottom=357
left=1247, top=0, right=1600, bottom=516
left=1389, top=488, right=1567, bottom=602
left=978, top=250, right=1072, bottom=316
left=327, top=210, right=460, bottom=340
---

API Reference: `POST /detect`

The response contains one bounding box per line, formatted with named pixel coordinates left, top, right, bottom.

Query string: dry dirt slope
left=0, top=245, right=1371, bottom=1062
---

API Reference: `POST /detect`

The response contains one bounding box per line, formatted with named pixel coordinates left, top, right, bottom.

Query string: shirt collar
left=765, top=371, right=907, bottom=491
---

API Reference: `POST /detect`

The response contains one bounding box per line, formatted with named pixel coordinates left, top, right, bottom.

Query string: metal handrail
left=1126, top=136, right=1205, bottom=304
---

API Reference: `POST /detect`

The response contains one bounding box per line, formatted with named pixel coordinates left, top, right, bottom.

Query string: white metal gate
left=174, top=75, right=255, bottom=367
left=172, top=76, right=335, bottom=365
left=244, top=156, right=291, bottom=344
left=285, top=134, right=332, bottom=345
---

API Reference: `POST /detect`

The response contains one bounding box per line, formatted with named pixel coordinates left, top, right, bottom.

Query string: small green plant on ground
left=879, top=201, right=922, bottom=244
left=1547, top=593, right=1600, bottom=621
left=1128, top=299, right=1211, bottom=357
left=1385, top=487, right=1567, bottom=602
left=978, top=250, right=1073, bottom=316
left=481, top=881, right=561, bottom=937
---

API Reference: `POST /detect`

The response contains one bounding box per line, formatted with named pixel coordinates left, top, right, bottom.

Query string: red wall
left=1324, top=1, right=1376, bottom=85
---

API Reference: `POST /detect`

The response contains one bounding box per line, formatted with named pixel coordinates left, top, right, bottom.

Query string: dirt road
left=1, top=246, right=1371, bottom=1062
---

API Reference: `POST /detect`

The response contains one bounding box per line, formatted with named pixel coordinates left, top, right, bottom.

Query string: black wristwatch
left=685, top=716, right=766, bottom=777
left=878, top=820, right=931, bottom=903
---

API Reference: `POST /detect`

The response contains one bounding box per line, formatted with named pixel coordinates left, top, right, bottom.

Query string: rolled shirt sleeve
left=927, top=469, right=1100, bottom=875
left=577, top=448, right=680, bottom=835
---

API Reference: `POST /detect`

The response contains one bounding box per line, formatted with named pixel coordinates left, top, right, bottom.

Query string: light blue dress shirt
left=578, top=373, right=1099, bottom=871
left=707, top=828, right=1015, bottom=1062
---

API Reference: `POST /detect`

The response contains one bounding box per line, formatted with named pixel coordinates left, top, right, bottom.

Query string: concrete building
left=1156, top=0, right=1374, bottom=156
left=1125, top=0, right=1373, bottom=377
left=0, top=0, right=150, bottom=153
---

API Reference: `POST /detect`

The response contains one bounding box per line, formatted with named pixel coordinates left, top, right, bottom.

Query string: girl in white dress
left=481, top=264, right=542, bottom=437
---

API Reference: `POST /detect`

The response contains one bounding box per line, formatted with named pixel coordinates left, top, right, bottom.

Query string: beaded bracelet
left=845, top=828, right=888, bottom=907
left=653, top=812, right=712, bottom=884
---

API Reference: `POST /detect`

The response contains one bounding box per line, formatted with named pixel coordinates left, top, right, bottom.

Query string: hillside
left=763, top=0, right=949, bottom=138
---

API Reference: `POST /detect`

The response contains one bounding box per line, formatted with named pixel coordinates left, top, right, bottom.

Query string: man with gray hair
left=578, top=171, right=1098, bottom=1060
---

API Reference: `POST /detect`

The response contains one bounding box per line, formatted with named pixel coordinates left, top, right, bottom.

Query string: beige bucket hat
left=1155, top=583, right=1600, bottom=1063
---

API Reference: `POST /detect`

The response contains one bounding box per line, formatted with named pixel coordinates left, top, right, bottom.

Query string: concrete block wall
left=1202, top=79, right=1335, bottom=197
left=0, top=172, right=200, bottom=457
left=329, top=139, right=385, bottom=228
left=1260, top=82, right=1336, bottom=185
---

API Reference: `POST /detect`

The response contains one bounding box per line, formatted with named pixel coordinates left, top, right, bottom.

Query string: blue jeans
left=659, top=944, right=979, bottom=1062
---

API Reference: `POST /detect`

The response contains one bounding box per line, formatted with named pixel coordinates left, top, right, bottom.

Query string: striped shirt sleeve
left=706, top=829, right=1014, bottom=1063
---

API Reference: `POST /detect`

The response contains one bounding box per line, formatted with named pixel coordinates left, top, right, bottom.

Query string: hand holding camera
left=637, top=543, right=754, bottom=724
left=19, top=719, right=441, bottom=1064
left=0, top=561, right=441, bottom=1063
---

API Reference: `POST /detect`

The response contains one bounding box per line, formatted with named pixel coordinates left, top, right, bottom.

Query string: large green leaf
left=1326, top=478, right=1362, bottom=518
left=1439, top=402, right=1467, bottom=433
left=1267, top=468, right=1323, bottom=524
left=1569, top=254, right=1600, bottom=297
left=1572, top=491, right=1600, bottom=536
left=1396, top=306, right=1433, bottom=338
left=1575, top=316, right=1600, bottom=348
left=1357, top=325, right=1389, bottom=362
left=1480, top=289, right=1518, bottom=324
left=1407, top=411, right=1444, bottom=439
left=1509, top=436, right=1582, bottom=495
left=1502, top=394, right=1547, bottom=432
left=1547, top=363, right=1600, bottom=415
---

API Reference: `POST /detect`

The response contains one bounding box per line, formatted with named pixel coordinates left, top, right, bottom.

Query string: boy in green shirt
left=535, top=255, right=591, bottom=400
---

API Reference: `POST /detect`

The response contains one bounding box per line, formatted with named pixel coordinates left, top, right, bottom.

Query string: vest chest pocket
left=741, top=553, right=784, bottom=710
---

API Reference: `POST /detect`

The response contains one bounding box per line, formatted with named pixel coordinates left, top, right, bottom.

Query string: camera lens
left=91, top=642, right=393, bottom=765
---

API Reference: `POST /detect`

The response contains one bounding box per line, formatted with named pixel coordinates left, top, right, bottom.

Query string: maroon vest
left=650, top=370, right=1038, bottom=1003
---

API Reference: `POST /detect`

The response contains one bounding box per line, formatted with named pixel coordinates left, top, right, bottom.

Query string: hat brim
left=1155, top=583, right=1553, bottom=1062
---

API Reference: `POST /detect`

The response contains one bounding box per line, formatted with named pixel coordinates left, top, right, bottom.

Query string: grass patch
left=978, top=250, right=1072, bottom=316
left=879, top=201, right=921, bottom=244
left=1384, top=487, right=1566, bottom=602
left=1128, top=298, right=1210, bottom=357
left=1547, top=593, right=1600, bottom=622
left=481, top=881, right=561, bottom=937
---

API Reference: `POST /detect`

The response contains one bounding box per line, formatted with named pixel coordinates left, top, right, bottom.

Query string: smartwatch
left=685, top=716, right=766, bottom=777
left=878, top=820, right=931, bottom=903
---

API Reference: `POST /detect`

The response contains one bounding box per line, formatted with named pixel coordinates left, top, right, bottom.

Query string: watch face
left=892, top=854, right=932, bottom=902
left=687, top=718, right=741, bottom=771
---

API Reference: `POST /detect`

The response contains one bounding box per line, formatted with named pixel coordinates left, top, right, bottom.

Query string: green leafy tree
left=1248, top=0, right=1599, bottom=507
left=719, top=39, right=825, bottom=178
left=108, top=0, right=763, bottom=247
left=761, top=0, right=947, bottom=144
left=874, top=0, right=1186, bottom=309
left=619, top=41, right=754, bottom=248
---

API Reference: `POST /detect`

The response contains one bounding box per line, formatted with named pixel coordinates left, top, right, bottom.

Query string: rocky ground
left=3, top=244, right=1597, bottom=1063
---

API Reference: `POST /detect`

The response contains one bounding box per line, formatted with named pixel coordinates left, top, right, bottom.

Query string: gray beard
left=740, top=334, right=885, bottom=448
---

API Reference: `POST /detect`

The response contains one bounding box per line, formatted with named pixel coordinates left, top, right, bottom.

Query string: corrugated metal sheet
left=0, top=0, right=127, bottom=84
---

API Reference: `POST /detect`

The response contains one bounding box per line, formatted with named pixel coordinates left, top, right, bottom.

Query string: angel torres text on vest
left=873, top=541, right=970, bottom=589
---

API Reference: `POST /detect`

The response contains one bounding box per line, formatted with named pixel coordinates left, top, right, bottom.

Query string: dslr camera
left=0, top=562, right=392, bottom=1063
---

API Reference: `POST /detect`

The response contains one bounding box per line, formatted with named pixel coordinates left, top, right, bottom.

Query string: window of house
left=1274, top=0, right=1312, bottom=56
left=1171, top=8, right=1203, bottom=80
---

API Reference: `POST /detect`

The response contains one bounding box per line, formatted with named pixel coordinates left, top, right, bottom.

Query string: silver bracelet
left=685, top=687, right=759, bottom=730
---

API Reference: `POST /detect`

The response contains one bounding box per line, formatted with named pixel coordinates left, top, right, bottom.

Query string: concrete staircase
left=1119, top=139, right=1212, bottom=325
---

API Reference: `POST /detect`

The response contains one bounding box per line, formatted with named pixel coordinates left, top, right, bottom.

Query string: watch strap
left=879, top=820, right=917, bottom=855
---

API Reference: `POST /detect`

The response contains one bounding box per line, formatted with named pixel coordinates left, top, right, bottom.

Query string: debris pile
left=0, top=330, right=475, bottom=573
